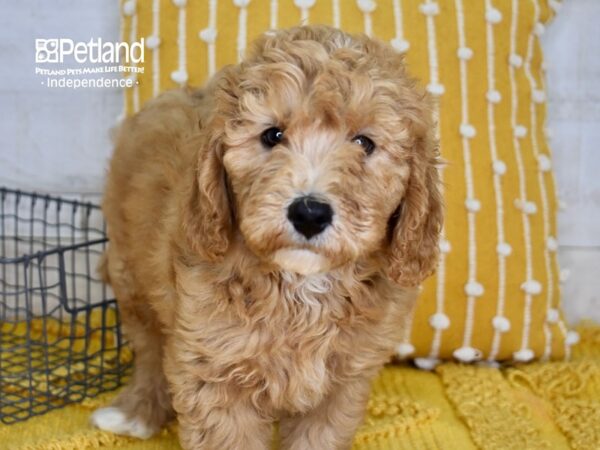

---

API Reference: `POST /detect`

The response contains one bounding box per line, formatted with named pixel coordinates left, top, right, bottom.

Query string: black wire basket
left=0, top=187, right=132, bottom=425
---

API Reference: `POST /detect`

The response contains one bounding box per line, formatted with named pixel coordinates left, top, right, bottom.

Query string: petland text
left=35, top=38, right=144, bottom=64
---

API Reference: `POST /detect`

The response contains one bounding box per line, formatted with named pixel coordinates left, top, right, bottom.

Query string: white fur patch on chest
left=281, top=271, right=333, bottom=306
left=272, top=248, right=331, bottom=275
left=254, top=273, right=342, bottom=412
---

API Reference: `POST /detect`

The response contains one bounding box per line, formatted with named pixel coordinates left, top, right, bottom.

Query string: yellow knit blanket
left=2, top=323, right=599, bottom=450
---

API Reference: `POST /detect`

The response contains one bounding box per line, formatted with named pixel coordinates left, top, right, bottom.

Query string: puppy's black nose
left=287, top=196, right=333, bottom=239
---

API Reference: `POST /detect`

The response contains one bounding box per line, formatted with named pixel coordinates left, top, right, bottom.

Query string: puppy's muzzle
left=287, top=196, right=333, bottom=240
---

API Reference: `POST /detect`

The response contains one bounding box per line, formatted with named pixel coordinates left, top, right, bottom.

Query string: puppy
left=92, top=25, right=442, bottom=450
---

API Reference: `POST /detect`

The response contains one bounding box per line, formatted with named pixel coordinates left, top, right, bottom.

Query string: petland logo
left=35, top=38, right=145, bottom=89
left=35, top=38, right=144, bottom=64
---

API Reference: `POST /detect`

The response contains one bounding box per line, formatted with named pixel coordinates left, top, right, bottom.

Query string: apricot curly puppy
left=91, top=25, right=442, bottom=450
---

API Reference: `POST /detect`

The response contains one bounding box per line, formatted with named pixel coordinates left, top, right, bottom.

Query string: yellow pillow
left=120, top=0, right=576, bottom=364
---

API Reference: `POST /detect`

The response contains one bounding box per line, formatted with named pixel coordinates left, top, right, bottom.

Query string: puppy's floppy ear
left=182, top=127, right=233, bottom=262
left=386, top=132, right=443, bottom=287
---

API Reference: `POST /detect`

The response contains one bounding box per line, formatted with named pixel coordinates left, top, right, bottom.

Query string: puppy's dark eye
left=352, top=135, right=376, bottom=155
left=261, top=127, right=284, bottom=148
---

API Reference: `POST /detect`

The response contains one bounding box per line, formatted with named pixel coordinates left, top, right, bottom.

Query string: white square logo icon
left=35, top=39, right=59, bottom=63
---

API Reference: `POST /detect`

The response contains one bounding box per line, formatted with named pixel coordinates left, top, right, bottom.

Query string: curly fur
left=96, top=25, right=442, bottom=450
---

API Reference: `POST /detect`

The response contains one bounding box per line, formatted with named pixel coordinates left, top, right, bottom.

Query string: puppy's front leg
left=166, top=362, right=272, bottom=450
left=280, top=377, right=372, bottom=450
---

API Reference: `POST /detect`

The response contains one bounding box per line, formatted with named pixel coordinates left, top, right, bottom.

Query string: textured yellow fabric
left=1, top=313, right=133, bottom=423
left=120, top=0, right=570, bottom=363
left=2, top=323, right=600, bottom=449
left=508, top=323, right=600, bottom=450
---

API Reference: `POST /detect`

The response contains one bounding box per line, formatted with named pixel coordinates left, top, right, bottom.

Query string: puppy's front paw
left=90, top=406, right=155, bottom=439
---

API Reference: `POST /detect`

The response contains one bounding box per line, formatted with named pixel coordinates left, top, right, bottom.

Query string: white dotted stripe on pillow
left=542, top=20, right=573, bottom=361
left=150, top=0, right=160, bottom=98
left=396, top=306, right=416, bottom=359
left=129, top=3, right=140, bottom=112
left=234, top=0, right=250, bottom=63
left=421, top=1, right=444, bottom=97
left=391, top=0, right=409, bottom=53
left=170, top=0, right=188, bottom=86
left=533, top=0, right=576, bottom=361
left=428, top=232, right=448, bottom=358
left=294, top=0, right=316, bottom=24
left=394, top=0, right=447, bottom=361
left=486, top=0, right=510, bottom=359
left=525, top=0, right=556, bottom=362
left=357, top=0, right=377, bottom=36
left=332, top=0, right=341, bottom=28
left=508, top=0, right=538, bottom=362
left=199, top=0, right=218, bottom=77
left=118, top=0, right=128, bottom=121
left=453, top=0, right=483, bottom=363
left=270, top=0, right=278, bottom=29
left=421, top=0, right=448, bottom=362
left=485, top=0, right=512, bottom=362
